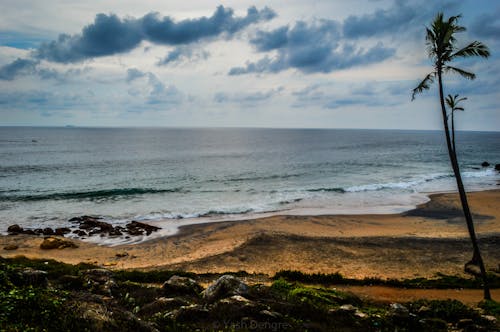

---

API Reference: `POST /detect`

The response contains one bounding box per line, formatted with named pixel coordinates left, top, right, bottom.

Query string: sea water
left=1, top=127, right=499, bottom=242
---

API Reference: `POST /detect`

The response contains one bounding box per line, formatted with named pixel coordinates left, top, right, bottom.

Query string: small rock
left=42, top=227, right=55, bottom=235
left=481, top=315, right=497, bottom=324
left=138, top=297, right=191, bottom=316
left=389, top=303, right=409, bottom=319
left=458, top=318, right=474, bottom=328
left=14, top=268, right=48, bottom=287
left=481, top=161, right=490, bottom=167
left=73, top=230, right=87, bottom=237
left=339, top=304, right=357, bottom=313
left=40, top=236, right=78, bottom=249
left=115, top=252, right=129, bottom=258
left=162, top=275, right=203, bottom=296
left=7, top=224, right=23, bottom=234
left=55, top=227, right=71, bottom=236
left=3, top=244, right=19, bottom=250
left=495, top=164, right=500, bottom=171
left=169, top=304, right=210, bottom=323
left=202, top=275, right=249, bottom=303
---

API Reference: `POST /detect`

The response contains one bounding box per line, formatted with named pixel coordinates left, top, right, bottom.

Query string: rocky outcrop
left=202, top=275, right=249, bottom=303
left=482, top=161, right=490, bottom=167
left=162, top=275, right=203, bottom=297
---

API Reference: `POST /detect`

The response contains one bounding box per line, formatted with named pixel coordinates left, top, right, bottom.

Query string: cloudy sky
left=1, top=0, right=498, bottom=130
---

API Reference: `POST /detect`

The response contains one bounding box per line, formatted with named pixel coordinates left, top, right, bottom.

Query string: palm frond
left=411, top=72, right=435, bottom=100
left=451, top=41, right=490, bottom=59
left=443, top=65, right=476, bottom=79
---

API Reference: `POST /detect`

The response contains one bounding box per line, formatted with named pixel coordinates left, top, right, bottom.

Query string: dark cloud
left=0, top=58, right=38, bottom=80
left=343, top=0, right=417, bottom=39
left=157, top=47, right=209, bottom=65
left=229, top=18, right=395, bottom=75
left=470, top=11, right=500, bottom=41
left=33, top=6, right=275, bottom=63
left=214, top=87, right=283, bottom=105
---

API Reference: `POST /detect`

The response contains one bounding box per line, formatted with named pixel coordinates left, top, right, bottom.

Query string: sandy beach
left=1, top=189, right=500, bottom=281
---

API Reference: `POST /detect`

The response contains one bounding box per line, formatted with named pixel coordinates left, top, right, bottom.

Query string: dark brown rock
left=40, top=236, right=78, bottom=249
left=126, top=221, right=160, bottom=236
left=42, top=227, right=55, bottom=235
left=481, top=161, right=490, bottom=167
left=496, top=164, right=500, bottom=171
left=7, top=224, right=23, bottom=234
left=162, top=275, right=203, bottom=296
left=55, top=227, right=71, bottom=236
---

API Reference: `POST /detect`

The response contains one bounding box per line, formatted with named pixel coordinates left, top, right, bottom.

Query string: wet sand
left=1, top=190, right=500, bottom=280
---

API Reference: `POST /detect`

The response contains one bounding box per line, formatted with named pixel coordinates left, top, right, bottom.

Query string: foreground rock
left=162, top=275, right=203, bottom=297
left=40, top=236, right=78, bottom=249
left=202, top=274, right=249, bottom=303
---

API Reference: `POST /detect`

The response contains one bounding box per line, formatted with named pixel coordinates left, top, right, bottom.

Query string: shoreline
left=1, top=189, right=500, bottom=280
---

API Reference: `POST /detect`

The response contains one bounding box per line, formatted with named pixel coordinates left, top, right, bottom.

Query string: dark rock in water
left=202, top=275, right=249, bottom=303
left=22, top=229, right=36, bottom=235
left=42, top=227, right=55, bottom=235
left=40, top=236, right=78, bottom=249
left=126, top=221, right=160, bottom=236
left=34, top=228, right=43, bottom=235
left=73, top=229, right=87, bottom=237
left=3, top=244, right=19, bottom=250
left=162, top=275, right=203, bottom=296
left=481, top=161, right=490, bottom=167
left=13, top=268, right=49, bottom=288
left=496, top=164, right=500, bottom=171
left=55, top=227, right=71, bottom=236
left=7, top=224, right=23, bottom=234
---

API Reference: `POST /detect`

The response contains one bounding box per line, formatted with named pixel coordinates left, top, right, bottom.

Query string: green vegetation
left=0, top=256, right=498, bottom=331
left=273, top=269, right=500, bottom=289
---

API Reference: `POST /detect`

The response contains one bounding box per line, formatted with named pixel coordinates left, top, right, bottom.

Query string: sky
left=0, top=0, right=499, bottom=130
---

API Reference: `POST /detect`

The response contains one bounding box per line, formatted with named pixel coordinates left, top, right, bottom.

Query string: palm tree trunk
left=451, top=112, right=456, bottom=153
left=437, top=68, right=491, bottom=300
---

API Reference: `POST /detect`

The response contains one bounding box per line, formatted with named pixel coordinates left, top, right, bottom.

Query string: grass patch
left=273, top=270, right=500, bottom=289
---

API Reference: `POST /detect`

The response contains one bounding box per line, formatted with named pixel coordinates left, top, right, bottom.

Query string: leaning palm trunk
left=413, top=13, right=491, bottom=300
left=437, top=69, right=491, bottom=300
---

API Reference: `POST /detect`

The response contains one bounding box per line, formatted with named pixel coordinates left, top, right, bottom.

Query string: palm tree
left=411, top=13, right=491, bottom=300
left=445, top=94, right=467, bottom=153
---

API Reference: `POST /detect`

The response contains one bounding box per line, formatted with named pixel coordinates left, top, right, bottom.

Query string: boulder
left=202, top=275, right=249, bottom=303
left=7, top=224, right=23, bottom=234
left=73, top=230, right=87, bottom=237
left=82, top=269, right=117, bottom=296
left=40, top=236, right=78, bottom=249
left=55, top=227, right=71, bottom=236
left=389, top=303, right=409, bottom=319
left=126, top=221, right=161, bottom=236
left=14, top=268, right=48, bottom=287
left=42, top=227, right=55, bottom=235
left=481, top=161, right=490, bottom=167
left=495, top=164, right=500, bottom=171
left=138, top=297, right=191, bottom=316
left=162, top=275, right=203, bottom=296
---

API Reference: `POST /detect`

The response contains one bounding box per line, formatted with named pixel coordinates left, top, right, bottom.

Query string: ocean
left=1, top=127, right=499, bottom=243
